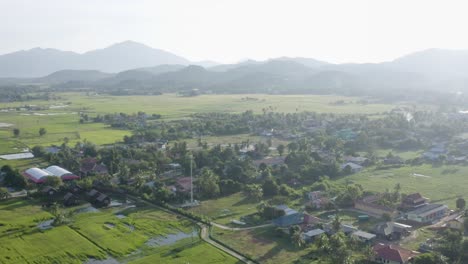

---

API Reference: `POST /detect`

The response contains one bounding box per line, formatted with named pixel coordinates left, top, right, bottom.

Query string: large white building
left=23, top=165, right=79, bottom=183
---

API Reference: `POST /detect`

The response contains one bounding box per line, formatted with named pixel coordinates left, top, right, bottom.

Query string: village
left=1, top=108, right=468, bottom=263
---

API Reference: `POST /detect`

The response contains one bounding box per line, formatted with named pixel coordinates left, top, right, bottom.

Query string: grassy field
left=339, top=164, right=468, bottom=208
left=0, top=92, right=399, bottom=155
left=1, top=93, right=397, bottom=118
left=0, top=112, right=130, bottom=154
left=188, top=193, right=260, bottom=225
left=128, top=240, right=240, bottom=264
left=0, top=199, right=106, bottom=264
left=211, top=226, right=311, bottom=264
left=70, top=205, right=194, bottom=257
left=0, top=198, right=240, bottom=263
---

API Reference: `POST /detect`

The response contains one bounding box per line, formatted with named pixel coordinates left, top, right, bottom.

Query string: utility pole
left=190, top=153, right=193, bottom=204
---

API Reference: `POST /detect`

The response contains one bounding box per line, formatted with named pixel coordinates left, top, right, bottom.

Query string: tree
left=262, top=177, right=279, bottom=196
left=31, top=145, right=45, bottom=157
left=332, top=214, right=342, bottom=233
left=39, top=127, right=47, bottom=136
left=287, top=142, right=298, bottom=153
left=439, top=230, right=462, bottom=262
left=42, top=176, right=63, bottom=188
left=289, top=225, right=304, bottom=248
left=244, top=184, right=263, bottom=201
left=414, top=253, right=449, bottom=264
left=277, top=144, right=285, bottom=156
left=13, top=128, right=20, bottom=137
left=1, top=165, right=27, bottom=189
left=0, top=187, right=9, bottom=200
left=219, top=179, right=242, bottom=196
left=198, top=168, right=220, bottom=198
left=456, top=197, right=466, bottom=211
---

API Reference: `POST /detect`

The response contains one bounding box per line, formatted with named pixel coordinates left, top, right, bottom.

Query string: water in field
left=85, top=257, right=120, bottom=264
left=75, top=205, right=100, bottom=214
left=145, top=230, right=197, bottom=246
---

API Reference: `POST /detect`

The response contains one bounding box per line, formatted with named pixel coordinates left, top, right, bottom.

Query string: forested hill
left=3, top=48, right=468, bottom=100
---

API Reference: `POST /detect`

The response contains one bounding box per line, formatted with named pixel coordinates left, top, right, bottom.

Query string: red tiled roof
left=176, top=177, right=192, bottom=192
left=373, top=244, right=418, bottom=263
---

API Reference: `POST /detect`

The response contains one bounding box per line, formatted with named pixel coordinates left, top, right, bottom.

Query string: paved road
left=200, top=224, right=256, bottom=264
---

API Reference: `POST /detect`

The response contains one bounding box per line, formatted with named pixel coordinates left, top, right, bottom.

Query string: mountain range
left=1, top=41, right=468, bottom=98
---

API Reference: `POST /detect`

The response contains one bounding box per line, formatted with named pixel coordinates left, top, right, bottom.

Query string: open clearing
left=211, top=226, right=312, bottom=264
left=0, top=93, right=401, bottom=155
left=0, top=93, right=402, bottom=155
left=188, top=193, right=260, bottom=225
left=339, top=164, right=468, bottom=208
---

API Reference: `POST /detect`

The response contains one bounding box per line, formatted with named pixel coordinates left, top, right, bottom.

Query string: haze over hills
left=0, top=41, right=190, bottom=78
left=2, top=42, right=468, bottom=98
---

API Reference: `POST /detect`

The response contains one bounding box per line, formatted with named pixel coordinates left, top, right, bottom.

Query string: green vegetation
left=188, top=193, right=259, bottom=225
left=0, top=199, right=239, bottom=264
left=340, top=164, right=468, bottom=208
left=128, top=240, right=239, bottom=264
left=0, top=199, right=106, bottom=263
left=70, top=206, right=193, bottom=257
left=212, top=226, right=310, bottom=263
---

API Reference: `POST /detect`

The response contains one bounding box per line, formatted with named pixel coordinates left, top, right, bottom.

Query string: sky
left=2, top=0, right=468, bottom=64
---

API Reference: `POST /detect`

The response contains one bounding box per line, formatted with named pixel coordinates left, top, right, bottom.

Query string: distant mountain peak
left=0, top=41, right=190, bottom=77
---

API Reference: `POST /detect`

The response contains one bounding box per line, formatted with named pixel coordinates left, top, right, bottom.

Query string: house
left=302, top=214, right=322, bottom=225
left=354, top=195, right=398, bottom=218
left=96, top=193, right=111, bottom=206
left=44, top=146, right=61, bottom=154
left=341, top=162, right=363, bottom=173
left=384, top=156, right=404, bottom=165
left=344, top=156, right=369, bottom=166
left=374, top=222, right=412, bottom=241
left=175, top=177, right=192, bottom=193
left=406, top=204, right=447, bottom=224
left=400, top=193, right=428, bottom=210
left=447, top=216, right=464, bottom=231
left=80, top=158, right=108, bottom=176
left=306, top=191, right=330, bottom=209
left=41, top=186, right=58, bottom=196
left=272, top=205, right=304, bottom=227
left=307, top=191, right=323, bottom=200
left=253, top=156, right=285, bottom=168
left=351, top=230, right=376, bottom=243
left=87, top=189, right=99, bottom=198
left=63, top=192, right=79, bottom=206
left=302, top=229, right=325, bottom=242
left=373, top=243, right=419, bottom=264
left=323, top=223, right=358, bottom=235
left=161, top=163, right=183, bottom=177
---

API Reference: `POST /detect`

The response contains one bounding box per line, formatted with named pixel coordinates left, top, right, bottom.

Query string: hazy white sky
left=2, top=0, right=468, bottom=63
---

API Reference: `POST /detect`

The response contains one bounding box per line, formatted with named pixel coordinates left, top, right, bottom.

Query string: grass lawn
left=374, top=148, right=423, bottom=160
left=188, top=193, right=260, bottom=225
left=70, top=206, right=194, bottom=257
left=339, top=164, right=468, bottom=208
left=399, top=228, right=437, bottom=251
left=211, top=226, right=311, bottom=264
left=128, top=240, right=240, bottom=264
left=316, top=209, right=382, bottom=232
